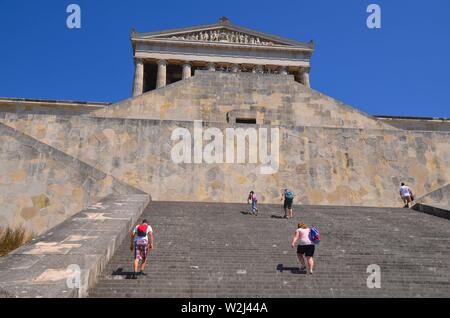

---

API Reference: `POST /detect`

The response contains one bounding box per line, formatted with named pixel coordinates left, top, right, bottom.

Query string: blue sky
left=0, top=0, right=449, bottom=117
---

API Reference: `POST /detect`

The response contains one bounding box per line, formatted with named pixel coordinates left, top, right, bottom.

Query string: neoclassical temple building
left=0, top=17, right=449, bottom=236
left=1, top=17, right=450, bottom=300
left=131, top=17, right=314, bottom=95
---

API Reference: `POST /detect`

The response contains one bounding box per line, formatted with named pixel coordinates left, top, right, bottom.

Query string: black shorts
left=297, top=244, right=315, bottom=257
left=284, top=198, right=293, bottom=209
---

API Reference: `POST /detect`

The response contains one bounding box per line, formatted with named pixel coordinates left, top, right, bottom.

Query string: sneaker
left=130, top=273, right=138, bottom=279
left=139, top=271, right=147, bottom=276
left=309, top=270, right=314, bottom=275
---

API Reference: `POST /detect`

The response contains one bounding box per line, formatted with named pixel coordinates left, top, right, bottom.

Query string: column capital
left=254, top=65, right=264, bottom=74
left=278, top=66, right=288, bottom=75
left=231, top=64, right=239, bottom=73
left=157, top=59, right=168, bottom=66
left=207, top=62, right=216, bottom=71
left=299, top=67, right=310, bottom=74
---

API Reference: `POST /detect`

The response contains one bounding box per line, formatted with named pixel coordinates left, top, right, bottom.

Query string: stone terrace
left=90, top=201, right=450, bottom=298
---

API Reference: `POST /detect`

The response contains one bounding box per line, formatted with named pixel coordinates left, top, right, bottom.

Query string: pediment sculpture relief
left=167, top=29, right=278, bottom=46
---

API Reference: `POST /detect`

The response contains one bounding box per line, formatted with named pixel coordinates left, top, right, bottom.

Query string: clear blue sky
left=0, top=0, right=449, bottom=117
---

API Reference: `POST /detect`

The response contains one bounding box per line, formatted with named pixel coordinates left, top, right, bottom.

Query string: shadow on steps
left=276, top=264, right=307, bottom=275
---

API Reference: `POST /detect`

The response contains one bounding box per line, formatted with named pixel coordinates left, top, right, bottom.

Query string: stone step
left=89, top=201, right=450, bottom=297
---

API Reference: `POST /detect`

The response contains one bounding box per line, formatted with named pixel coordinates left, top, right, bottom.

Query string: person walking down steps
left=130, top=219, right=154, bottom=279
left=247, top=190, right=259, bottom=215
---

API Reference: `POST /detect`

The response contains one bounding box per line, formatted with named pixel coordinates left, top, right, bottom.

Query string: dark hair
left=401, top=183, right=405, bottom=186
left=142, top=219, right=148, bottom=224
left=250, top=191, right=254, bottom=194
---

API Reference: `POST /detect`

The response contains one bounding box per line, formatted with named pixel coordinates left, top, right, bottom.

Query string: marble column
left=278, top=66, right=288, bottom=75
left=207, top=62, right=216, bottom=71
left=132, top=58, right=144, bottom=96
left=301, top=69, right=311, bottom=88
left=231, top=64, right=239, bottom=73
left=156, top=59, right=168, bottom=89
left=182, top=62, right=192, bottom=79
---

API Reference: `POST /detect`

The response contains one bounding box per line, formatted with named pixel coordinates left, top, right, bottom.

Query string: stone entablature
left=130, top=17, right=314, bottom=95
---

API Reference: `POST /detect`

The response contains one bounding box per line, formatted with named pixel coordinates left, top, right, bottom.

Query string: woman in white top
left=291, top=222, right=315, bottom=274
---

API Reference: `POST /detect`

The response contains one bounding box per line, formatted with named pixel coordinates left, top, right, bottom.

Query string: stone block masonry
left=90, top=201, right=450, bottom=298
left=412, top=184, right=450, bottom=219
left=92, top=71, right=395, bottom=130
left=414, top=183, right=450, bottom=210
left=0, top=71, right=448, bottom=235
left=0, top=194, right=150, bottom=298
left=0, top=114, right=448, bottom=208
left=0, top=122, right=144, bottom=235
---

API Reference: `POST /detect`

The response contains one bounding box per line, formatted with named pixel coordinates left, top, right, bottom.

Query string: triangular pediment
left=133, top=19, right=313, bottom=49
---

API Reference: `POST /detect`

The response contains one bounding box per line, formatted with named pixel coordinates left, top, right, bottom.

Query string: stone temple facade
left=0, top=18, right=449, bottom=235
left=131, top=17, right=313, bottom=95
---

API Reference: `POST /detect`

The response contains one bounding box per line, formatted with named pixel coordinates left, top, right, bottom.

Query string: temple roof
left=131, top=17, right=314, bottom=50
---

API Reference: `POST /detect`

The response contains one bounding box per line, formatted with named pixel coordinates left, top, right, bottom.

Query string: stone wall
left=0, top=71, right=447, bottom=222
left=92, top=71, right=395, bottom=130
left=0, top=98, right=108, bottom=116
left=0, top=194, right=150, bottom=298
left=0, top=123, right=143, bottom=235
left=1, top=113, right=448, bottom=208
left=415, top=184, right=450, bottom=209
left=376, top=117, right=450, bottom=132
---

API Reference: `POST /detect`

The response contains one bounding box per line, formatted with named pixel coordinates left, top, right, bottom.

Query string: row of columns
left=132, top=58, right=310, bottom=96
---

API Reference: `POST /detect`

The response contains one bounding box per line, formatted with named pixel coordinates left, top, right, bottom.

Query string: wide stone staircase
left=90, top=201, right=450, bottom=298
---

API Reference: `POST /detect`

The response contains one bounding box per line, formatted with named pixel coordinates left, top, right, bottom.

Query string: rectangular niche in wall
left=235, top=118, right=257, bottom=124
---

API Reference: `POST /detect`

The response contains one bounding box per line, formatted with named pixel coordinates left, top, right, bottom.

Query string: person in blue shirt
left=281, top=188, right=295, bottom=219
